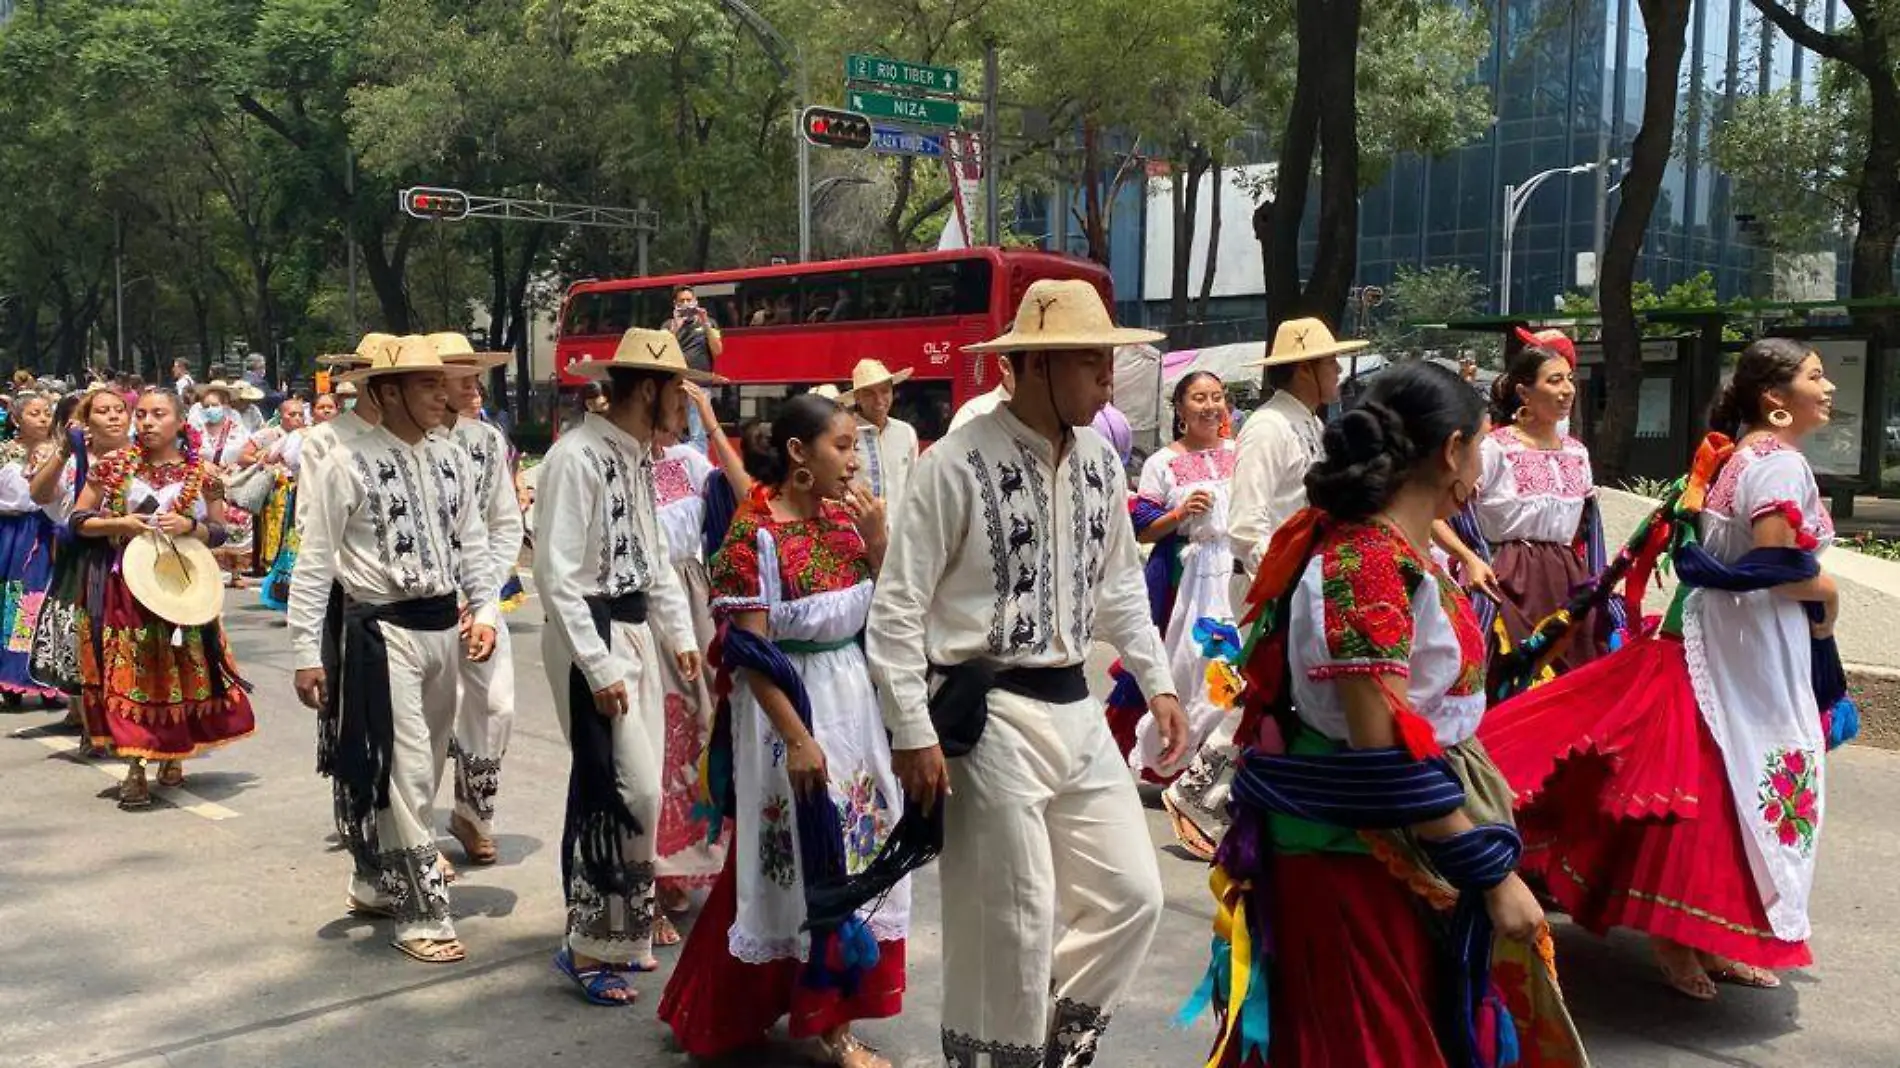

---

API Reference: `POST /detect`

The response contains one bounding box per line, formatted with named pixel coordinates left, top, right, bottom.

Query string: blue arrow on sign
left=870, top=126, right=945, bottom=159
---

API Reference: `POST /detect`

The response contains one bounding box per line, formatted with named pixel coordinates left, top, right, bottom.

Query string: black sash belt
left=564, top=590, right=650, bottom=896
left=926, top=662, right=1089, bottom=757
left=326, top=592, right=459, bottom=872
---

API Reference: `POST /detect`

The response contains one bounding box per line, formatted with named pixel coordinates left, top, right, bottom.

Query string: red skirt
left=82, top=573, right=254, bottom=760
left=1223, top=853, right=1447, bottom=1068
left=1480, top=635, right=1811, bottom=969
left=1491, top=540, right=1607, bottom=678
left=658, top=852, right=906, bottom=1057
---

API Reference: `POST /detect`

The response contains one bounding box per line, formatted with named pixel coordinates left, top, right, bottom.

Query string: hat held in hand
left=123, top=531, right=225, bottom=627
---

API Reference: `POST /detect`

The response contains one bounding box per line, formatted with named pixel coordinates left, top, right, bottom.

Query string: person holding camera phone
left=666, top=287, right=724, bottom=454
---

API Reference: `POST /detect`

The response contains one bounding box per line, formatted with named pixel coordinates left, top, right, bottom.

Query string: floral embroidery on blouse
left=1704, top=437, right=1788, bottom=515
left=1437, top=572, right=1488, bottom=696
left=709, top=498, right=871, bottom=612
left=1166, top=446, right=1237, bottom=485
left=838, top=770, right=891, bottom=875
left=1490, top=427, right=1591, bottom=500
left=651, top=455, right=698, bottom=508
left=1317, top=522, right=1423, bottom=669
left=1757, top=746, right=1819, bottom=855
left=758, top=793, right=798, bottom=888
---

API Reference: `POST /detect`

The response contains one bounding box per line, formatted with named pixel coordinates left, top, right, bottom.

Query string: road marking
left=12, top=728, right=240, bottom=821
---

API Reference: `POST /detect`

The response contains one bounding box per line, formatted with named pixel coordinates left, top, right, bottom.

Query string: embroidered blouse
left=710, top=497, right=872, bottom=614
left=1228, top=389, right=1323, bottom=574
left=1474, top=427, right=1594, bottom=545
left=531, top=413, right=695, bottom=692
left=200, top=421, right=251, bottom=469
left=450, top=416, right=526, bottom=598
left=0, top=441, right=42, bottom=514
left=652, top=442, right=715, bottom=565
left=1287, top=521, right=1488, bottom=748
left=287, top=425, right=497, bottom=670
left=866, top=404, right=1173, bottom=751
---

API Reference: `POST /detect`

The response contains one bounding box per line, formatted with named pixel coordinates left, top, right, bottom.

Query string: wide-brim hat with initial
left=964, top=279, right=1164, bottom=353
left=570, top=328, right=725, bottom=384
left=122, top=531, right=225, bottom=627
left=319, top=331, right=397, bottom=369
left=336, top=334, right=482, bottom=385
left=847, top=358, right=913, bottom=401
left=426, top=332, right=512, bottom=370
left=1247, top=317, right=1370, bottom=368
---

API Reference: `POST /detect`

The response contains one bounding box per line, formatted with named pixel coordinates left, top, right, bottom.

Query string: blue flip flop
left=553, top=948, right=637, bottom=1007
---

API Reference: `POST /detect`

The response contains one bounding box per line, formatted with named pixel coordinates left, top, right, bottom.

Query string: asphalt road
left=1, top=589, right=1897, bottom=1068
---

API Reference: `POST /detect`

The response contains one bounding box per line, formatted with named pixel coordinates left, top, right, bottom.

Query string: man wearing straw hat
left=846, top=357, right=920, bottom=528
left=427, top=332, right=523, bottom=868
left=867, top=279, right=1187, bottom=1067
left=534, top=327, right=711, bottom=1005
left=287, top=335, right=501, bottom=965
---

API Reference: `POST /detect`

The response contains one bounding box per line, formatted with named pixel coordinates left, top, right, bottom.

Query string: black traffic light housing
left=402, top=187, right=472, bottom=221
left=801, top=107, right=873, bottom=150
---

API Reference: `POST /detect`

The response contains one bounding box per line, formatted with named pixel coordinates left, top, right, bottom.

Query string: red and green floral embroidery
left=1757, top=747, right=1819, bottom=855
left=1436, top=572, right=1488, bottom=696
left=710, top=498, right=871, bottom=607
left=759, top=792, right=798, bottom=888
left=1318, top=523, right=1422, bottom=666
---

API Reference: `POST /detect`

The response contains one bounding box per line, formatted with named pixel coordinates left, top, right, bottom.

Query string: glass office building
left=1351, top=0, right=1844, bottom=314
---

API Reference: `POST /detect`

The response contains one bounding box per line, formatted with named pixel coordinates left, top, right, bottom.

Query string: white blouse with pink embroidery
left=1473, top=427, right=1594, bottom=545
left=651, top=443, right=715, bottom=565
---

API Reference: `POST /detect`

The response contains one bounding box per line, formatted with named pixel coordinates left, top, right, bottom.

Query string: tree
left=1749, top=0, right=1900, bottom=300
left=1596, top=0, right=1692, bottom=482
left=1371, top=264, right=1491, bottom=361
left=1707, top=76, right=1861, bottom=255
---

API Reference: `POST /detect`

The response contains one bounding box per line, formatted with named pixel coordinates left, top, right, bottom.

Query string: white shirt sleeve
left=1227, top=416, right=1282, bottom=573
left=533, top=450, right=627, bottom=693
left=866, top=451, right=961, bottom=751
left=287, top=453, right=354, bottom=671
left=1090, top=485, right=1176, bottom=699
left=480, top=429, right=526, bottom=604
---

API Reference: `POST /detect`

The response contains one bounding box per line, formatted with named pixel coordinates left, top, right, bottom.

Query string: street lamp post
left=1500, top=162, right=1609, bottom=315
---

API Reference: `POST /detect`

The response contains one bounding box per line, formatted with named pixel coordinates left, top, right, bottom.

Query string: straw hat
left=234, top=381, right=266, bottom=403
left=847, top=358, right=913, bottom=399
left=808, top=383, right=842, bottom=400
left=426, top=332, right=512, bottom=370
left=964, top=279, right=1164, bottom=353
left=334, top=380, right=358, bottom=397
left=197, top=380, right=239, bottom=404
left=337, top=334, right=482, bottom=385
left=1247, top=317, right=1370, bottom=368
left=319, top=332, right=398, bottom=368
left=122, top=531, right=225, bottom=627
left=569, top=328, right=724, bottom=384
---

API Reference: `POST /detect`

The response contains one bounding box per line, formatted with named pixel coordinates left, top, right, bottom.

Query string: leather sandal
left=1653, top=939, right=1716, bottom=1001
left=156, top=760, right=185, bottom=788
left=118, top=763, right=151, bottom=809
left=393, top=937, right=466, bottom=964
left=1160, top=792, right=1218, bottom=862
left=1701, top=953, right=1781, bottom=989
left=449, top=812, right=499, bottom=865
left=814, top=1033, right=890, bottom=1068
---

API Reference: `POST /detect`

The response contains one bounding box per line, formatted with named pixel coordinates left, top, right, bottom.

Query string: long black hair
left=1170, top=370, right=1224, bottom=441
left=1709, top=338, right=1813, bottom=438
left=757, top=393, right=846, bottom=487
left=1306, top=361, right=1486, bottom=522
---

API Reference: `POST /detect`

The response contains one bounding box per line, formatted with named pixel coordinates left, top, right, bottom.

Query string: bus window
left=803, top=274, right=863, bottom=324
left=894, top=380, right=952, bottom=441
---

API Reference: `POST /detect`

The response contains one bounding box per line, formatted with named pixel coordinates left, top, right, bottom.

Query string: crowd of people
left=2, top=278, right=1850, bottom=1068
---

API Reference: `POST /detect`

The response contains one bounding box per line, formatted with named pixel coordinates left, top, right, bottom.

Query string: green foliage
left=1369, top=265, right=1498, bottom=363
left=1555, top=271, right=1741, bottom=340
left=1706, top=72, right=1861, bottom=253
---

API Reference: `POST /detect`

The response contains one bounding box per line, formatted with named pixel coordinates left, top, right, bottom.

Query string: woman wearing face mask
left=1466, top=341, right=1616, bottom=681
left=1190, top=362, right=1587, bottom=1066
left=1483, top=338, right=1841, bottom=999
left=71, top=388, right=253, bottom=808
left=196, top=382, right=256, bottom=589
left=0, top=392, right=67, bottom=706
left=29, top=388, right=132, bottom=740
left=660, top=394, right=903, bottom=1068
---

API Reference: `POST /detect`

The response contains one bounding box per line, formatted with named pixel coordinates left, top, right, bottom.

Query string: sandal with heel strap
left=553, top=948, right=637, bottom=1006
left=813, top=1033, right=890, bottom=1068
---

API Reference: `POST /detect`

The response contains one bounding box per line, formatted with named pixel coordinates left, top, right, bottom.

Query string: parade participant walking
left=288, top=336, right=498, bottom=965
left=660, top=394, right=904, bottom=1068
left=195, top=382, right=256, bottom=590
left=533, top=328, right=707, bottom=1005
left=0, top=392, right=66, bottom=706
left=1469, top=340, right=1613, bottom=677
left=847, top=358, right=920, bottom=529
left=1190, top=361, right=1586, bottom=1067
left=866, top=279, right=1185, bottom=1068
left=428, top=333, right=523, bottom=868
left=254, top=395, right=308, bottom=607
left=72, top=388, right=254, bottom=808
left=1482, top=338, right=1840, bottom=999
left=1106, top=374, right=1239, bottom=846
left=29, top=388, right=131, bottom=738
left=646, top=382, right=735, bottom=942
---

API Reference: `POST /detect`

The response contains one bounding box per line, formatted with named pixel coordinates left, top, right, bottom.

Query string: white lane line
left=13, top=729, right=240, bottom=821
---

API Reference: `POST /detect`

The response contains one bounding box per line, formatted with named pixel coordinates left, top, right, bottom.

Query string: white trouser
left=939, top=689, right=1165, bottom=1068
left=450, top=623, right=515, bottom=836
left=544, top=616, right=666, bottom=967
left=344, top=622, right=461, bottom=943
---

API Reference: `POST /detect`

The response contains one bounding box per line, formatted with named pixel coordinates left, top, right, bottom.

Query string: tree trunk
left=1169, top=144, right=1212, bottom=336
left=885, top=157, right=918, bottom=253
left=1850, top=69, right=1900, bottom=299
left=1083, top=119, right=1109, bottom=265
left=1306, top=0, right=1363, bottom=331
left=1195, top=155, right=1224, bottom=345
left=359, top=215, right=415, bottom=333
left=1596, top=0, right=1692, bottom=482
left=1258, top=0, right=1327, bottom=336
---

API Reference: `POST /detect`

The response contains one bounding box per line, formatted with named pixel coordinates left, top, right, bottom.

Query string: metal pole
left=983, top=45, right=1000, bottom=246
left=1499, top=184, right=1516, bottom=316
left=1591, top=126, right=1611, bottom=296
left=637, top=198, right=651, bottom=276
left=346, top=146, right=359, bottom=334
left=797, top=64, right=812, bottom=262
left=114, top=212, right=126, bottom=370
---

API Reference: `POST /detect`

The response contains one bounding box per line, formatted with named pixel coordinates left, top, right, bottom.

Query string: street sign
left=401, top=186, right=471, bottom=221
left=847, top=90, right=959, bottom=128
left=801, top=106, right=874, bottom=150
left=846, top=54, right=960, bottom=95
left=870, top=126, right=945, bottom=159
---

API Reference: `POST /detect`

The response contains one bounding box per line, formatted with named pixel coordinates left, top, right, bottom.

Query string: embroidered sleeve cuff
left=1307, top=660, right=1411, bottom=682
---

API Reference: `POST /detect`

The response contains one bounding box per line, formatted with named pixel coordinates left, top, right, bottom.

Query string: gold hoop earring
left=791, top=467, right=816, bottom=490
left=1449, top=477, right=1472, bottom=509
left=1767, top=408, right=1794, bottom=429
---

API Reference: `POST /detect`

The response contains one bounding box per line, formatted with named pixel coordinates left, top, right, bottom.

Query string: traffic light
left=801, top=107, right=873, bottom=150
left=401, top=187, right=471, bottom=221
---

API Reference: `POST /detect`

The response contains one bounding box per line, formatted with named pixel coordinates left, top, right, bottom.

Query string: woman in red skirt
left=1482, top=337, right=1839, bottom=999
left=1192, top=362, right=1587, bottom=1067
left=72, top=388, right=253, bottom=808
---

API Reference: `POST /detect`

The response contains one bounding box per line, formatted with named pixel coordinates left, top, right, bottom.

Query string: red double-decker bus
left=554, top=247, right=1112, bottom=439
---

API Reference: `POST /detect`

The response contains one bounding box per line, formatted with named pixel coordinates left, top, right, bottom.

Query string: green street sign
left=846, top=54, right=960, bottom=96
left=846, top=89, right=960, bottom=128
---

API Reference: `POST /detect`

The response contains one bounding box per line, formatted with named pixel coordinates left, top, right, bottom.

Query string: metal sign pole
left=983, top=45, right=1000, bottom=246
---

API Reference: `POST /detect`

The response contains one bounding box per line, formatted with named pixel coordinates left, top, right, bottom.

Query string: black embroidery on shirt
left=998, top=461, right=1025, bottom=501
left=967, top=449, right=1011, bottom=654
left=1010, top=439, right=1055, bottom=654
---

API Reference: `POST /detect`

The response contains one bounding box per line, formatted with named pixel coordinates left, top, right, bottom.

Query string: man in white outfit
left=946, top=352, right=1014, bottom=433
left=847, top=357, right=921, bottom=530
left=868, top=279, right=1187, bottom=1068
